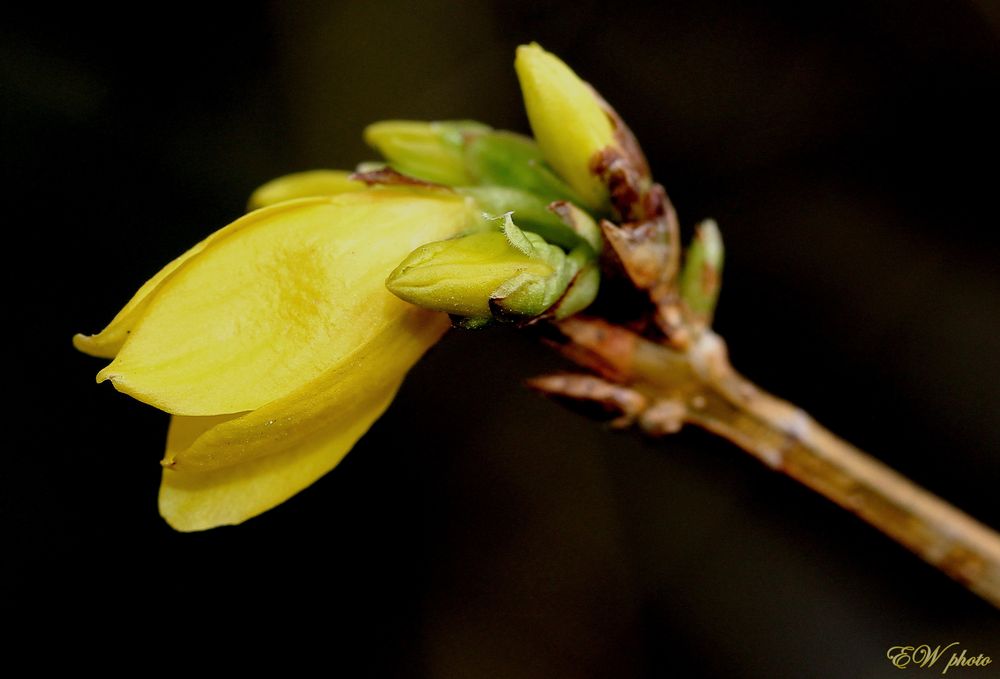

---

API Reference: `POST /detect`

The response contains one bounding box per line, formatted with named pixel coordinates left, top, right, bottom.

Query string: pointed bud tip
left=696, top=219, right=723, bottom=263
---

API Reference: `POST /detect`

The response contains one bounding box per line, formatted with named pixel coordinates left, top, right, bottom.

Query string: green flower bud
left=386, top=213, right=598, bottom=325
left=679, top=219, right=724, bottom=326
left=463, top=131, right=585, bottom=205
left=363, top=120, right=490, bottom=186
left=365, top=119, right=589, bottom=207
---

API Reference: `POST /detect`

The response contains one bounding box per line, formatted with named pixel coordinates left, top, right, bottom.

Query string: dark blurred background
left=4, top=0, right=999, bottom=674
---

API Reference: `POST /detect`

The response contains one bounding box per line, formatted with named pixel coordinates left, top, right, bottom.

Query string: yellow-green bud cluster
left=386, top=213, right=598, bottom=327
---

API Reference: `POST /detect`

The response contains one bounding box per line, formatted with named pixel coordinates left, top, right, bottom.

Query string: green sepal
left=679, top=219, right=724, bottom=326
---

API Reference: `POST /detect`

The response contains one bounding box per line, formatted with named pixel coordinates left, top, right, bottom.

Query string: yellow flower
left=76, top=189, right=475, bottom=531
left=76, top=43, right=622, bottom=532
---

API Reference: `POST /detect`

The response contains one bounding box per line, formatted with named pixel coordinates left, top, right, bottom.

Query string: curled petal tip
left=73, top=332, right=109, bottom=358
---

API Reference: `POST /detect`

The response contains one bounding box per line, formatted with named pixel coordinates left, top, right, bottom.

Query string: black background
left=5, top=1, right=999, bottom=675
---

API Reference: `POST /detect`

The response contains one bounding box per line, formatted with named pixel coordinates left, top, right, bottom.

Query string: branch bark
left=532, top=319, right=1000, bottom=608
left=684, top=332, right=1000, bottom=607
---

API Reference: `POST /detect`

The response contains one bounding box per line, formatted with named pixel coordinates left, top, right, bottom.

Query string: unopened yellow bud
left=515, top=43, right=616, bottom=211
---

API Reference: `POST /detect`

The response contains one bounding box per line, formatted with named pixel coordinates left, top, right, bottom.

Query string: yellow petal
left=162, top=307, right=442, bottom=471
left=159, top=308, right=448, bottom=531
left=247, top=170, right=364, bottom=210
left=73, top=199, right=332, bottom=359
left=98, top=191, right=472, bottom=416
left=514, top=43, right=615, bottom=211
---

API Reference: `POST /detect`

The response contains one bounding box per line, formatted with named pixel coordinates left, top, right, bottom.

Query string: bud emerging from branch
left=679, top=219, right=724, bottom=327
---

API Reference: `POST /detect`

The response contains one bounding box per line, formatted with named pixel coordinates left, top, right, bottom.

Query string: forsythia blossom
left=76, top=43, right=629, bottom=530
left=77, top=191, right=474, bottom=531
